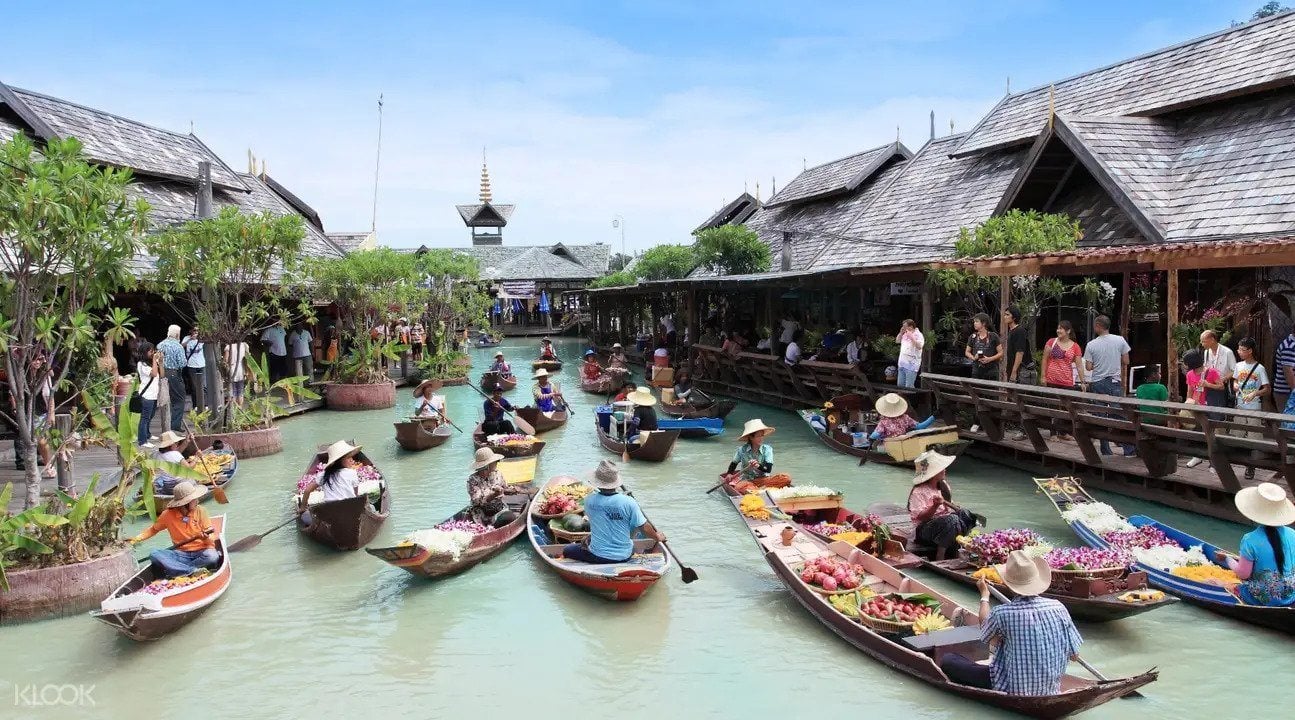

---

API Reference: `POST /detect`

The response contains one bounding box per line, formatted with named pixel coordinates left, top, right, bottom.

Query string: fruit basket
left=549, top=518, right=591, bottom=543
left=856, top=593, right=946, bottom=634
left=793, top=556, right=869, bottom=596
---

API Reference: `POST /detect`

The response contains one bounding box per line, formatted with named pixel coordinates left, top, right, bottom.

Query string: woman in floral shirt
left=868, top=393, right=934, bottom=449
left=467, top=447, right=509, bottom=525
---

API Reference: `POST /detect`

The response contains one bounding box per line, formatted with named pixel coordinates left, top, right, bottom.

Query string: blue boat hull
left=656, top=417, right=723, bottom=438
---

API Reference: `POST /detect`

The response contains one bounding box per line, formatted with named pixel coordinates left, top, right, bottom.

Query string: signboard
left=890, top=282, right=922, bottom=296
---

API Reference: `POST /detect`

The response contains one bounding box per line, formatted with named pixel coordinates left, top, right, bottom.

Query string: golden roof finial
left=479, top=146, right=493, bottom=204
left=1048, top=84, right=1056, bottom=131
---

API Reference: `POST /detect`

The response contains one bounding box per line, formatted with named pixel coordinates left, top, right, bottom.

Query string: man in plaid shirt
left=941, top=550, right=1083, bottom=695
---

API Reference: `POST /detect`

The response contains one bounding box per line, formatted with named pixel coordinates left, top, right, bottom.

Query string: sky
left=0, top=1, right=1272, bottom=253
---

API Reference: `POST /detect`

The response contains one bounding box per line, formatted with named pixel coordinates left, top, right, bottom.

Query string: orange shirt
left=133, top=505, right=215, bottom=551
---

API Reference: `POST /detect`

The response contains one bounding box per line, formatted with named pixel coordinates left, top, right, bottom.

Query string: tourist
left=608, top=342, right=628, bottom=368
left=1082, top=315, right=1130, bottom=456
left=652, top=337, right=670, bottom=378
left=134, top=342, right=161, bottom=447
left=940, top=551, right=1083, bottom=695
left=410, top=321, right=425, bottom=361
left=1134, top=365, right=1170, bottom=423
left=481, top=385, right=516, bottom=436
left=467, top=447, right=510, bottom=525
left=288, top=323, right=314, bottom=380
left=157, top=325, right=187, bottom=432
left=539, top=337, right=557, bottom=360
left=128, top=480, right=219, bottom=578
left=1215, top=482, right=1295, bottom=607
left=1182, top=350, right=1223, bottom=468
left=906, top=451, right=980, bottom=560
left=896, top=320, right=924, bottom=389
left=846, top=329, right=867, bottom=367
left=225, top=336, right=251, bottom=407
left=260, top=320, right=288, bottom=383
left=868, top=393, right=935, bottom=449
left=673, top=369, right=695, bottom=403
left=965, top=313, right=1001, bottom=381
left=778, top=312, right=800, bottom=358
left=153, top=430, right=188, bottom=495
left=784, top=328, right=803, bottom=367
left=297, top=441, right=362, bottom=520
left=181, top=327, right=205, bottom=415
left=1201, top=330, right=1236, bottom=409
left=412, top=379, right=448, bottom=422
left=626, top=388, right=658, bottom=441
left=1233, top=337, right=1271, bottom=480
left=1003, top=306, right=1035, bottom=385
left=720, top=332, right=742, bottom=358
left=28, top=353, right=57, bottom=478
left=582, top=349, right=603, bottom=381
left=490, top=351, right=513, bottom=379
left=562, top=460, right=666, bottom=564
left=1041, top=321, right=1084, bottom=440
left=1274, top=327, right=1295, bottom=413
left=532, top=368, right=565, bottom=413
left=727, top=418, right=775, bottom=481
left=612, top=381, right=637, bottom=403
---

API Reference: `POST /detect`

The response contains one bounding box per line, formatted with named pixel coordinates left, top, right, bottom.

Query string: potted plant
left=1129, top=272, right=1162, bottom=320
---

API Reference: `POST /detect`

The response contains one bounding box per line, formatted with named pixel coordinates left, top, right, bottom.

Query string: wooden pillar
left=999, top=275, right=1011, bottom=381
left=920, top=279, right=934, bottom=372
left=1166, top=269, right=1180, bottom=401
left=1118, top=271, right=1131, bottom=340
left=687, top=289, right=698, bottom=340
left=54, top=413, right=73, bottom=495
left=766, top=288, right=775, bottom=343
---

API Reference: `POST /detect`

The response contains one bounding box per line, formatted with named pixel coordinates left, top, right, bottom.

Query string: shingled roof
left=694, top=192, right=761, bottom=233
left=448, top=242, right=609, bottom=281
left=764, top=143, right=910, bottom=207
left=455, top=203, right=516, bottom=225
left=953, top=10, right=1295, bottom=157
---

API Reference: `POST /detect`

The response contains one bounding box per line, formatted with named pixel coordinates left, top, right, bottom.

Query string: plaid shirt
left=983, top=596, right=1082, bottom=696
left=157, top=338, right=187, bottom=370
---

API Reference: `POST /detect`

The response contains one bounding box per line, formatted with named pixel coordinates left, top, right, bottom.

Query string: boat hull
left=532, top=359, right=563, bottom=372
left=515, top=407, right=569, bottom=433
left=660, top=399, right=735, bottom=419
left=656, top=417, right=724, bottom=439
left=595, top=420, right=680, bottom=461
left=480, top=372, right=518, bottom=392
left=580, top=374, right=617, bottom=394
left=297, top=447, right=391, bottom=551
left=367, top=492, right=532, bottom=578
left=393, top=419, right=452, bottom=451
left=150, top=455, right=237, bottom=515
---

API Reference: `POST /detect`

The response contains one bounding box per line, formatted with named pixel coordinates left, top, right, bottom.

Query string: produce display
left=1101, top=526, right=1173, bottom=550
left=1060, top=502, right=1134, bottom=535
left=486, top=433, right=538, bottom=445
left=971, top=566, right=1002, bottom=584
left=1044, top=546, right=1132, bottom=571
left=183, top=451, right=234, bottom=484
left=537, top=484, right=594, bottom=516
left=739, top=494, right=772, bottom=520
left=140, top=569, right=211, bottom=595
left=859, top=593, right=943, bottom=626
left=827, top=588, right=877, bottom=618
left=560, top=513, right=590, bottom=533
left=1099, top=525, right=1215, bottom=571
left=797, top=555, right=869, bottom=592
left=767, top=485, right=840, bottom=500
left=545, top=484, right=593, bottom=501
left=912, top=612, right=953, bottom=635
left=434, top=519, right=491, bottom=535
left=960, top=528, right=1050, bottom=565
left=399, top=528, right=476, bottom=560
left=1170, top=564, right=1240, bottom=584
left=805, top=521, right=850, bottom=536
left=829, top=531, right=873, bottom=546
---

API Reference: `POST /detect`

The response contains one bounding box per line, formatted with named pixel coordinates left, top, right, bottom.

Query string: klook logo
left=13, top=684, right=96, bottom=707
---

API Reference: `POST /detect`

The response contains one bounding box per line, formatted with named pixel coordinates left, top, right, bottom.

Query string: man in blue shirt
left=562, top=460, right=665, bottom=564
left=156, top=325, right=188, bottom=432
left=481, top=385, right=515, bottom=436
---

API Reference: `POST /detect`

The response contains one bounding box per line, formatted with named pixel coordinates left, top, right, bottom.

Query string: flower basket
left=857, top=612, right=916, bottom=634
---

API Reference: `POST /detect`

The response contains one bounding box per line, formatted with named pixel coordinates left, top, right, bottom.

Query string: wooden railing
left=922, top=372, right=1295, bottom=492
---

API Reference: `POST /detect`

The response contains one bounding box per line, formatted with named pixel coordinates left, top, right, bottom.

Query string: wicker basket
left=549, top=519, right=590, bottom=543
left=1051, top=565, right=1128, bottom=580
left=535, top=507, right=581, bottom=521
left=857, top=612, right=916, bottom=634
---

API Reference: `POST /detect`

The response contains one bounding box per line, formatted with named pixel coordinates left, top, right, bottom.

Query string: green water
left=3, top=338, right=1290, bottom=719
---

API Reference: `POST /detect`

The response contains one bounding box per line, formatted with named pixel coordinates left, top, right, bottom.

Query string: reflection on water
left=2, top=338, right=1291, bottom=719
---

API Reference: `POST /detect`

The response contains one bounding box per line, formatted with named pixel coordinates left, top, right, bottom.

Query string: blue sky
left=0, top=1, right=1269, bottom=252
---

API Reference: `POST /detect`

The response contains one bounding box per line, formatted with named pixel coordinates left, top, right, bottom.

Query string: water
left=3, top=337, right=1289, bottom=719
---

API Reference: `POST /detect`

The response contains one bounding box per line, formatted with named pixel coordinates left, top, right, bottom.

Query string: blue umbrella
left=512, top=299, right=522, bottom=315
left=539, top=290, right=551, bottom=314
left=492, top=299, right=502, bottom=316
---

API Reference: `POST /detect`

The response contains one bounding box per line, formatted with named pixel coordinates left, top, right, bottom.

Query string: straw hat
left=494, top=351, right=505, bottom=358
left=167, top=480, right=208, bottom=508
left=413, top=378, right=443, bottom=396
left=739, top=418, right=775, bottom=440
left=533, top=368, right=550, bottom=380
left=994, top=550, right=1052, bottom=596
left=612, top=342, right=623, bottom=349
left=912, top=450, right=955, bottom=485
left=542, top=337, right=552, bottom=343
left=1235, top=482, right=1295, bottom=527
left=628, top=389, right=657, bottom=407
left=324, top=440, right=362, bottom=468
left=157, top=431, right=186, bottom=449
left=874, top=393, right=909, bottom=418
left=591, top=460, right=622, bottom=490
left=471, top=446, right=505, bottom=471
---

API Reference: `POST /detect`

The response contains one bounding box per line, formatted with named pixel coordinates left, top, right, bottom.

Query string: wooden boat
left=656, top=416, right=724, bottom=439
left=476, top=338, right=501, bottom=347
left=90, top=515, right=232, bottom=640
left=527, top=475, right=669, bottom=601
left=480, top=371, right=518, bottom=392
left=366, top=459, right=536, bottom=578
left=1036, top=476, right=1295, bottom=634
left=532, top=359, right=563, bottom=372
left=726, top=493, right=1157, bottom=718
left=580, top=373, right=617, bottom=394
left=472, top=423, right=546, bottom=457
left=659, top=398, right=736, bottom=419
left=594, top=411, right=680, bottom=461
left=296, top=446, right=391, bottom=551
left=393, top=417, right=453, bottom=451
left=799, top=405, right=967, bottom=465
left=515, top=406, right=569, bottom=433
left=149, top=453, right=238, bottom=515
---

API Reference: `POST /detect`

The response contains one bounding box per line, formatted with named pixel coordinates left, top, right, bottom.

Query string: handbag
left=129, top=374, right=155, bottom=413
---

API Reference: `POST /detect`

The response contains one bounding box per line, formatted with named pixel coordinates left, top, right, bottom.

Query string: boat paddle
left=182, top=421, right=228, bottom=504
left=226, top=514, right=300, bottom=553
left=705, top=472, right=737, bottom=494
left=623, top=487, right=697, bottom=584
left=423, top=403, right=463, bottom=434
left=133, top=528, right=215, bottom=563
left=469, top=383, right=536, bottom=435
left=984, top=583, right=1144, bottom=699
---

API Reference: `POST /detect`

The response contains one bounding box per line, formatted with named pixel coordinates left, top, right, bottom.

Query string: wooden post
left=1166, top=269, right=1180, bottom=401
left=920, top=278, right=934, bottom=372
left=999, top=276, right=1011, bottom=381
left=766, top=288, right=775, bottom=352
left=53, top=413, right=73, bottom=495
left=1118, top=271, right=1131, bottom=340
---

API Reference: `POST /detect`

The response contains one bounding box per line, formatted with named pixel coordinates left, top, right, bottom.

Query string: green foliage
left=323, top=334, right=408, bottom=385
left=634, top=244, right=697, bottom=281
left=1171, top=302, right=1232, bottom=355
left=692, top=224, right=771, bottom=276
left=590, top=270, right=637, bottom=289
left=416, top=249, right=490, bottom=355
left=870, top=335, right=900, bottom=359
left=238, top=354, right=319, bottom=427
left=1253, top=2, right=1289, bottom=19
left=415, top=350, right=470, bottom=380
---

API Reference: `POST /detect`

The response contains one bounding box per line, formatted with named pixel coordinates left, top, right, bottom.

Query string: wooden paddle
left=705, top=472, right=737, bottom=494
left=619, top=402, right=632, bottom=462
left=624, top=487, right=697, bottom=583
left=226, top=515, right=299, bottom=553
left=422, top=402, right=463, bottom=434
left=182, top=421, right=227, bottom=504
left=984, top=584, right=1143, bottom=698
left=134, top=528, right=214, bottom=563
left=469, top=383, right=536, bottom=435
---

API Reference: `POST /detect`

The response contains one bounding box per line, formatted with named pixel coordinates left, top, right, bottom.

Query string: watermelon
left=563, top=513, right=590, bottom=532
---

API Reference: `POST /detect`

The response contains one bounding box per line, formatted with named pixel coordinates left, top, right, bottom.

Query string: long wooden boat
left=366, top=460, right=536, bottom=578
left=472, top=423, right=546, bottom=457
left=480, top=371, right=518, bottom=392
left=90, top=515, right=232, bottom=641
left=799, top=407, right=967, bottom=465
left=393, top=418, right=453, bottom=451
left=532, top=359, right=563, bottom=372
left=475, top=338, right=501, bottom=347
left=580, top=373, right=617, bottom=394
left=296, top=446, right=391, bottom=551
left=660, top=398, right=736, bottom=419
left=1036, top=476, right=1295, bottom=634
left=657, top=416, right=724, bottom=439
left=726, top=492, right=1157, bottom=718
left=150, top=453, right=238, bottom=515
left=594, top=414, right=680, bottom=461
left=526, top=475, right=669, bottom=601
left=515, top=406, right=569, bottom=433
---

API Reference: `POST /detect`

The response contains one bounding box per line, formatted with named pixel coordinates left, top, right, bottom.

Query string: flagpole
left=371, top=93, right=384, bottom=233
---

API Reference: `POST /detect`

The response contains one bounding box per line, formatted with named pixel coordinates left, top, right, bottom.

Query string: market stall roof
left=931, top=236, right=1295, bottom=276
left=585, top=261, right=929, bottom=295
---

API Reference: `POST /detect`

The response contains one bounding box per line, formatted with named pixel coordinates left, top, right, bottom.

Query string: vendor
left=532, top=369, right=565, bottom=413
left=539, top=337, right=557, bottom=360
left=153, top=431, right=188, bottom=495
left=1216, top=482, right=1295, bottom=606
left=412, top=378, right=449, bottom=422
left=582, top=349, right=603, bottom=381
left=673, top=370, right=695, bottom=404
left=467, top=447, right=511, bottom=525
left=626, top=389, right=658, bottom=442
left=907, top=451, right=980, bottom=560
left=562, top=461, right=665, bottom=564
left=727, top=419, right=774, bottom=481
left=613, top=380, right=637, bottom=403
left=868, top=393, right=935, bottom=448
left=482, top=385, right=516, bottom=436
left=608, top=342, right=628, bottom=368
left=298, top=441, right=362, bottom=521
left=128, top=481, right=219, bottom=578
left=489, top=351, right=512, bottom=378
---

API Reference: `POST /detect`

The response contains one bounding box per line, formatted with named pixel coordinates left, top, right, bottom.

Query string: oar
left=226, top=515, right=299, bottom=553
left=134, top=529, right=214, bottom=563
left=425, top=403, right=463, bottom=434
left=182, top=422, right=228, bottom=504
left=624, top=487, right=697, bottom=583
left=619, top=402, right=632, bottom=462
left=984, top=584, right=1143, bottom=698
left=469, top=383, right=536, bottom=435
left=705, top=472, right=737, bottom=494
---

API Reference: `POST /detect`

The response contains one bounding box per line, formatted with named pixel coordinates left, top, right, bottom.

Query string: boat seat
left=901, top=625, right=982, bottom=652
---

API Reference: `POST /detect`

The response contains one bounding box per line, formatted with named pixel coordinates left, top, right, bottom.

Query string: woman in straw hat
left=727, top=419, right=775, bottom=482
left=467, top=447, right=511, bottom=525
left=152, top=431, right=190, bottom=495
left=939, top=550, right=1082, bottom=695
left=412, top=378, right=449, bottom=423
left=1215, top=482, right=1295, bottom=606
left=128, top=480, right=219, bottom=578
left=562, top=460, right=666, bottom=564
left=297, top=441, right=363, bottom=518
left=626, top=388, right=658, bottom=442
left=867, top=393, right=935, bottom=450
left=532, top=368, right=565, bottom=413
left=907, top=450, right=980, bottom=559
left=489, top=350, right=512, bottom=379
left=608, top=342, right=628, bottom=369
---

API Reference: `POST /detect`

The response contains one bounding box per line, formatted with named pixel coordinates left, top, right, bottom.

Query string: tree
left=1253, top=2, right=1289, bottom=19
left=589, top=270, right=636, bottom=289
left=692, top=224, right=770, bottom=276
left=633, top=244, right=697, bottom=281
left=0, top=135, right=149, bottom=509
left=608, top=253, right=633, bottom=272
left=145, top=206, right=311, bottom=431
left=414, top=249, right=491, bottom=379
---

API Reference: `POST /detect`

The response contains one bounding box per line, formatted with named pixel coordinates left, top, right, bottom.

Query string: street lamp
left=612, top=215, right=625, bottom=269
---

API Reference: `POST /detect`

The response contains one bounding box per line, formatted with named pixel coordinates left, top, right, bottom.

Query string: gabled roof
left=263, top=174, right=324, bottom=231
left=455, top=202, right=515, bottom=226
left=453, top=242, right=610, bottom=281
left=326, top=231, right=376, bottom=253
left=694, top=192, right=761, bottom=233
left=953, top=10, right=1295, bottom=157
left=0, top=81, right=248, bottom=191
left=765, top=142, right=913, bottom=208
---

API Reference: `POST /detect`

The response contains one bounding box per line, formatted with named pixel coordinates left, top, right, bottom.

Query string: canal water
left=3, top=337, right=1290, bottom=719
